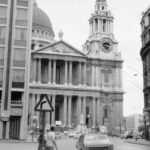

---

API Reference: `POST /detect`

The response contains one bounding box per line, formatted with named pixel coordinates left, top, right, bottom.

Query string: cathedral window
left=31, top=43, right=35, bottom=50
left=103, top=19, right=106, bottom=32
left=104, top=108, right=108, bottom=118
left=95, top=19, right=98, bottom=32
left=101, top=69, right=112, bottom=87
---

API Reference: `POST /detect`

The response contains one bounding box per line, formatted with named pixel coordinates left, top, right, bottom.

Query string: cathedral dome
left=32, top=2, right=54, bottom=37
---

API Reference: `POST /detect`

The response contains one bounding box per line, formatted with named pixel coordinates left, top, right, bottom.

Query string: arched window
left=104, top=108, right=108, bottom=118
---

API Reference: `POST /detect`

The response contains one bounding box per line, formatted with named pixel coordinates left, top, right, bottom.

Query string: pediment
left=34, top=41, right=86, bottom=57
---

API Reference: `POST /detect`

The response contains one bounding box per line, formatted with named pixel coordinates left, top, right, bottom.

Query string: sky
left=36, top=0, right=150, bottom=116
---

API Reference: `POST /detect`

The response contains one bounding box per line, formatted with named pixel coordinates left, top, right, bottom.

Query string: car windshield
left=85, top=135, right=107, bottom=141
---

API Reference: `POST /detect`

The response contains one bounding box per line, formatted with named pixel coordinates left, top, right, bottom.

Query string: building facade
left=0, top=0, right=33, bottom=140
left=140, top=6, right=150, bottom=141
left=125, top=114, right=144, bottom=134
left=0, top=0, right=124, bottom=140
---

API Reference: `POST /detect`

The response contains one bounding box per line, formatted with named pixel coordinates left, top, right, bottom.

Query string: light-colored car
left=76, top=134, right=113, bottom=150
left=69, top=130, right=76, bottom=138
left=55, top=132, right=62, bottom=140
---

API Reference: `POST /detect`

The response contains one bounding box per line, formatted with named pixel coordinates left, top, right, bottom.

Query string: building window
left=15, top=28, right=27, bottom=40
left=0, top=6, right=7, bottom=18
left=11, top=91, right=22, bottom=104
left=13, top=48, right=26, bottom=67
left=0, top=68, right=3, bottom=87
left=0, top=26, right=6, bottom=38
left=12, top=69, right=25, bottom=88
left=0, top=47, right=4, bottom=66
left=17, top=0, right=28, bottom=7
left=102, top=6, right=104, bottom=10
left=0, top=47, right=4, bottom=59
left=16, top=8, right=28, bottom=20
left=0, top=0, right=8, bottom=4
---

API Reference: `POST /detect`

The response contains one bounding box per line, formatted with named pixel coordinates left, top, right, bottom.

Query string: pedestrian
left=37, top=129, right=46, bottom=150
left=45, top=126, right=58, bottom=150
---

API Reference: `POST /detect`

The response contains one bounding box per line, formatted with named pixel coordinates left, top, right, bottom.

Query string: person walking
left=37, top=129, right=46, bottom=150
left=45, top=126, right=58, bottom=150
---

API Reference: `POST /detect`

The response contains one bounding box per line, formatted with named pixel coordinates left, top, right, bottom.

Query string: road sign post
left=34, top=94, right=54, bottom=150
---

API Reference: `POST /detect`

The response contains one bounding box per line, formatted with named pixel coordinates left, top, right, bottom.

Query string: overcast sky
left=36, top=0, right=150, bottom=116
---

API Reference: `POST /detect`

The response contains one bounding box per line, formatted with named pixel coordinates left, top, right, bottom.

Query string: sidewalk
left=124, top=139, right=150, bottom=146
left=0, top=135, right=38, bottom=143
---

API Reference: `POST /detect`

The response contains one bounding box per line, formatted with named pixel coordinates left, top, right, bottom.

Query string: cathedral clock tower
left=84, top=0, right=121, bottom=60
left=83, top=0, right=124, bottom=133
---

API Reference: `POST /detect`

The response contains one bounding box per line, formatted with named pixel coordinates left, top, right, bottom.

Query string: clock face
left=101, top=38, right=113, bottom=53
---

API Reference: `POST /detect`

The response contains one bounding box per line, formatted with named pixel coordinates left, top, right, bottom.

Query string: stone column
left=92, top=97, right=96, bottom=127
left=78, top=62, right=82, bottom=86
left=92, top=65, right=95, bottom=87
left=38, top=59, right=41, bottom=83
left=93, top=20, right=96, bottom=33
left=53, top=59, right=56, bottom=84
left=98, top=19, right=100, bottom=32
left=63, top=96, right=67, bottom=125
left=36, top=94, right=40, bottom=116
left=83, top=62, right=86, bottom=86
left=68, top=96, right=72, bottom=126
left=119, top=68, right=122, bottom=89
left=97, top=98, right=100, bottom=125
left=106, top=20, right=107, bottom=32
left=33, top=58, right=37, bottom=83
left=48, top=59, right=52, bottom=84
left=102, top=19, right=104, bottom=32
left=78, top=96, right=82, bottom=124
left=83, top=97, right=86, bottom=124
left=65, top=60, right=68, bottom=85
left=69, top=61, right=72, bottom=85
left=31, top=94, right=35, bottom=117
left=108, top=20, right=110, bottom=33
left=52, top=95, right=56, bottom=125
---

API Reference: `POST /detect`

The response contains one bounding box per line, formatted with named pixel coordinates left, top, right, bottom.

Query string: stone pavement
left=124, top=139, right=150, bottom=146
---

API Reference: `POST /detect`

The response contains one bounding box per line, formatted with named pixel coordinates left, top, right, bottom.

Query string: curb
left=0, top=139, right=38, bottom=144
left=124, top=140, right=150, bottom=146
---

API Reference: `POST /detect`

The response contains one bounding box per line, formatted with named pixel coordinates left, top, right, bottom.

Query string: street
left=0, top=137, right=149, bottom=150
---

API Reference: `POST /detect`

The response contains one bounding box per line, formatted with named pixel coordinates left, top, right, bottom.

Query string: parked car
left=125, top=132, right=133, bottom=139
left=76, top=133, right=114, bottom=150
left=55, top=131, right=62, bottom=140
left=68, top=130, right=76, bottom=138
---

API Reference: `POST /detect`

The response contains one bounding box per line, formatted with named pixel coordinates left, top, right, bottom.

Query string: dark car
left=125, top=133, right=133, bottom=139
left=76, top=133, right=113, bottom=150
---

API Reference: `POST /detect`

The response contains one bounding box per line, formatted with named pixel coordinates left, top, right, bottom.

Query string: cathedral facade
left=0, top=0, right=124, bottom=140
left=29, top=0, right=124, bottom=136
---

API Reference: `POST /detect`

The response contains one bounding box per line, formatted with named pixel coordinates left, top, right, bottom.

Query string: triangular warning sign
left=34, top=94, right=54, bottom=112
